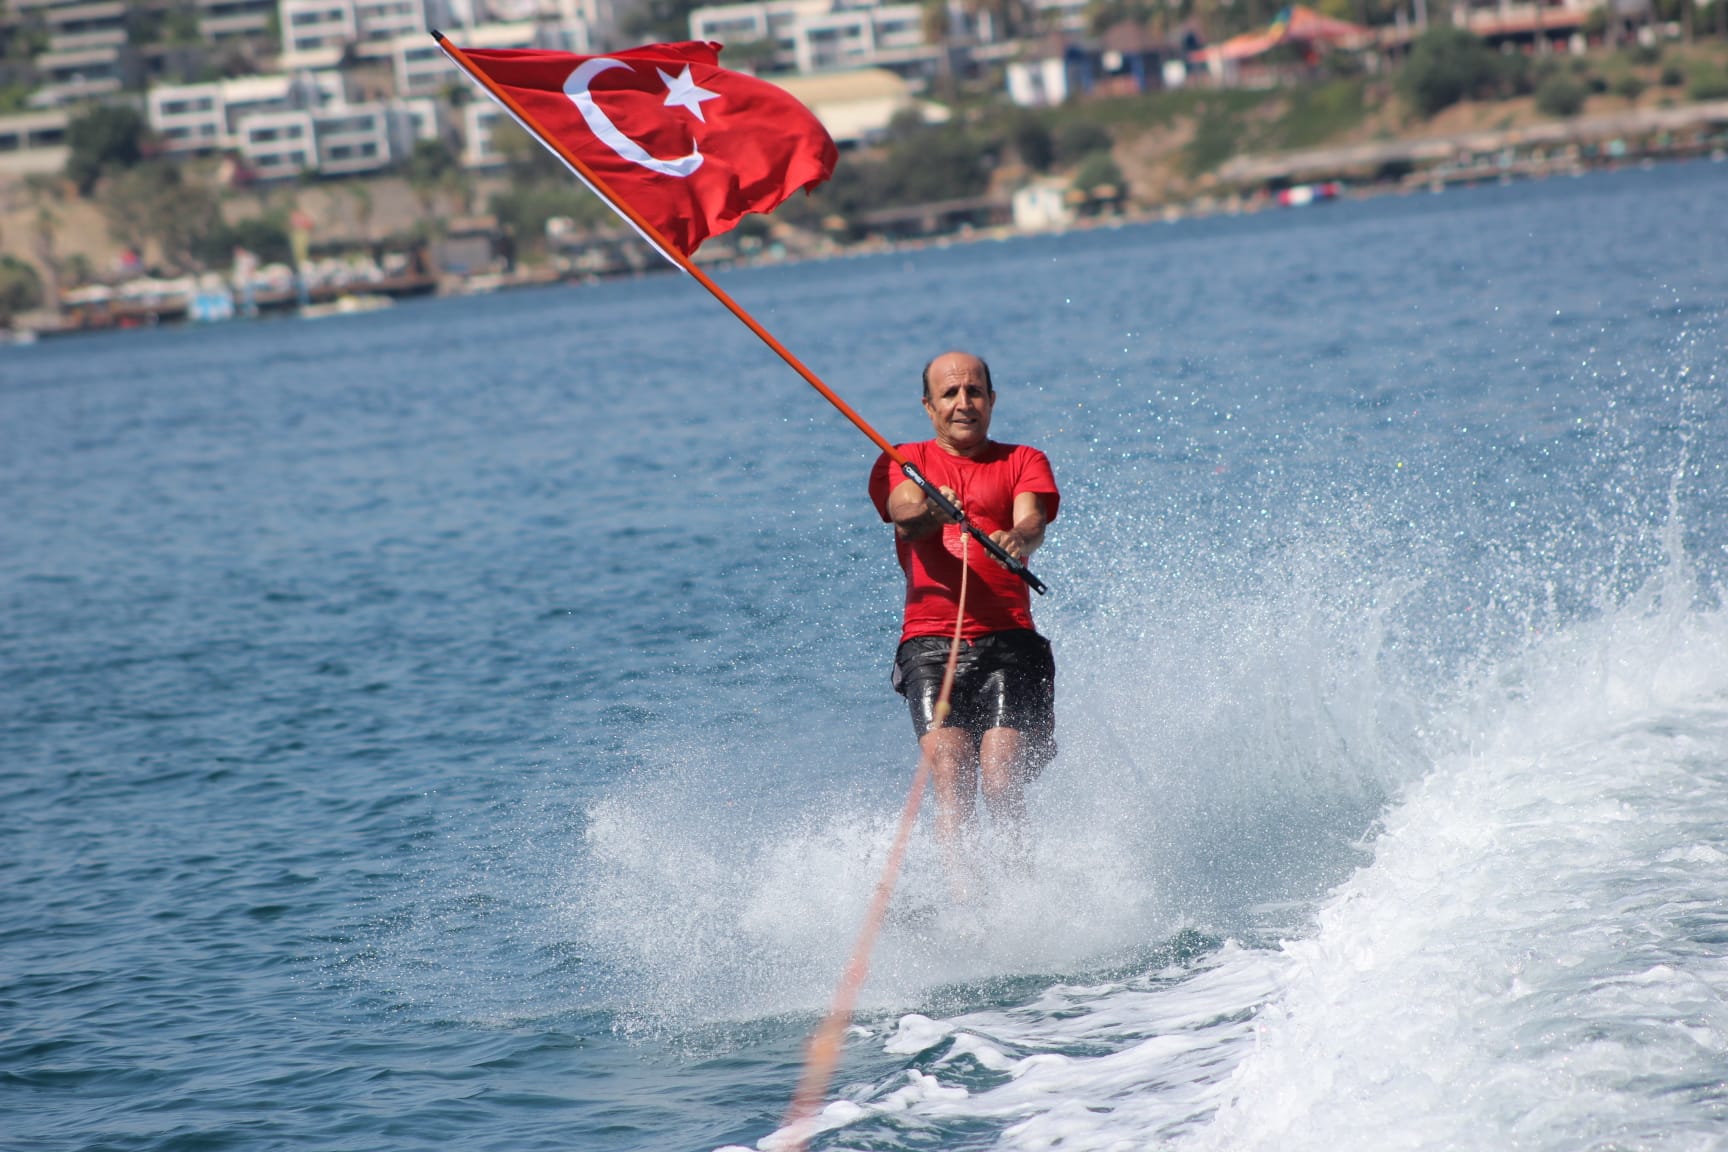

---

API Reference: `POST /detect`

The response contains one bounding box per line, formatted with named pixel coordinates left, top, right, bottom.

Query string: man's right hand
left=889, top=480, right=962, bottom=540
left=929, top=486, right=963, bottom=524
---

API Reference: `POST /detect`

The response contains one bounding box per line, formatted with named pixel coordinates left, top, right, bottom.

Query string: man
left=868, top=350, right=1059, bottom=863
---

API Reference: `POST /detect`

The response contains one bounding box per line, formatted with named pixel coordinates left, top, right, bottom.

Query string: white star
left=658, top=65, right=720, bottom=123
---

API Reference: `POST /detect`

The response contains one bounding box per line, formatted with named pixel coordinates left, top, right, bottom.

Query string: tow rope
left=782, top=529, right=972, bottom=1150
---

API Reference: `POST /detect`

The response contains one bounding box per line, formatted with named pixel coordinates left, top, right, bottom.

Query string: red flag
left=443, top=40, right=838, bottom=256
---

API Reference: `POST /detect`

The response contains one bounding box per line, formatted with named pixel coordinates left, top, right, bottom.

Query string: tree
left=1006, top=110, right=1054, bottom=171
left=1399, top=26, right=1501, bottom=117
left=878, top=120, right=991, bottom=204
left=192, top=214, right=293, bottom=268
left=66, top=104, right=149, bottom=196
left=724, top=37, right=784, bottom=72
left=1053, top=121, right=1113, bottom=166
left=1535, top=73, right=1586, bottom=117
left=406, top=136, right=457, bottom=216
left=25, top=175, right=63, bottom=312
left=1072, top=150, right=1124, bottom=193
left=0, top=255, right=44, bottom=326
left=101, top=162, right=222, bottom=272
left=621, top=0, right=708, bottom=44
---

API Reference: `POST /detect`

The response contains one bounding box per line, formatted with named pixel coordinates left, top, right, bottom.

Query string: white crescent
left=563, top=58, right=703, bottom=178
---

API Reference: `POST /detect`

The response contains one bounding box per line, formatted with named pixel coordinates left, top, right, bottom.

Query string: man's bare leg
left=980, top=726, right=1033, bottom=864
left=922, top=725, right=978, bottom=897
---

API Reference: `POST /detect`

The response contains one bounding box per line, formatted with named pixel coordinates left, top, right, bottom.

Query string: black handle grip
left=902, top=463, right=1048, bottom=595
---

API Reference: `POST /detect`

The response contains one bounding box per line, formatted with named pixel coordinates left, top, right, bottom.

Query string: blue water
left=6, top=161, right=1728, bottom=1152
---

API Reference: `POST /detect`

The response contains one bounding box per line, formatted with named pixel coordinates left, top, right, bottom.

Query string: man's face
left=923, top=354, right=994, bottom=454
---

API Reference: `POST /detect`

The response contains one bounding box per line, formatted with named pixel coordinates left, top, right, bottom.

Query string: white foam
left=1181, top=578, right=1728, bottom=1152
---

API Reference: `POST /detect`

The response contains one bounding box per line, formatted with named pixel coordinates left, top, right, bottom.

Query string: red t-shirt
left=869, top=440, right=1060, bottom=642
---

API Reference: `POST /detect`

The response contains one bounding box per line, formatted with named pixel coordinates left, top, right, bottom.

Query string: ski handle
left=901, top=462, right=1047, bottom=596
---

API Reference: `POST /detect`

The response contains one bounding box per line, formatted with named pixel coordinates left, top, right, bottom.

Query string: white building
left=237, top=100, right=423, bottom=178
left=42, top=0, right=130, bottom=52
left=280, top=0, right=609, bottom=71
left=148, top=68, right=433, bottom=179
left=1006, top=54, right=1073, bottom=108
left=771, top=67, right=941, bottom=147
left=195, top=0, right=278, bottom=42
left=460, top=99, right=504, bottom=168
left=688, top=0, right=933, bottom=77
left=353, top=0, right=436, bottom=57
left=1011, top=180, right=1074, bottom=231
left=391, top=19, right=544, bottom=97
left=279, top=0, right=362, bottom=68
left=237, top=109, right=318, bottom=178
left=30, top=44, right=140, bottom=106
left=0, top=110, right=70, bottom=176
left=149, top=72, right=351, bottom=155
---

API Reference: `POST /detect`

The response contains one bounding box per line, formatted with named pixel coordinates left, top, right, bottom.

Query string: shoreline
left=6, top=143, right=1723, bottom=345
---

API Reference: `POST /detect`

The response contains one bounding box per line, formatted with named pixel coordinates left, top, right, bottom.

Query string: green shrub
left=1007, top=111, right=1054, bottom=172
left=1689, top=66, right=1728, bottom=101
left=1536, top=74, right=1587, bottom=117
left=66, top=104, right=148, bottom=196
left=1660, top=64, right=1685, bottom=87
left=193, top=214, right=293, bottom=268
left=1613, top=73, right=1646, bottom=100
left=1053, top=121, right=1113, bottom=165
left=1072, top=150, right=1124, bottom=194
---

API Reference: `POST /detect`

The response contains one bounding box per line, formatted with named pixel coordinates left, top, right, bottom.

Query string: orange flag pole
left=432, top=32, right=1045, bottom=594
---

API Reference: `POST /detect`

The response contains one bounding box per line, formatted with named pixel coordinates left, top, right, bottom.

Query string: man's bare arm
left=986, top=492, right=1047, bottom=564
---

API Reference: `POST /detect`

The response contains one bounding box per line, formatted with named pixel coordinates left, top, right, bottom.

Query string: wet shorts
left=892, top=629, right=1057, bottom=770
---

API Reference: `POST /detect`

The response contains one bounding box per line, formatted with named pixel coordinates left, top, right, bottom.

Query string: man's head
left=921, top=351, right=995, bottom=456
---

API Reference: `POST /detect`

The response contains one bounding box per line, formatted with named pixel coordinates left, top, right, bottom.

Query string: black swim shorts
left=892, top=629, right=1056, bottom=770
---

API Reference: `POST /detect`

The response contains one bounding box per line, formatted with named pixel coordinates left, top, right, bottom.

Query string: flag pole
left=432, top=32, right=1045, bottom=595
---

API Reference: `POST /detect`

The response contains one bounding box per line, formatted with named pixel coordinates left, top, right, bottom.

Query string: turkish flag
left=446, top=40, right=838, bottom=256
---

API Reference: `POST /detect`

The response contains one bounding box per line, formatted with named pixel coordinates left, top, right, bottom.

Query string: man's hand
left=929, top=486, right=963, bottom=525
left=984, top=492, right=1048, bottom=569
left=889, top=480, right=962, bottom=540
left=987, top=528, right=1030, bottom=565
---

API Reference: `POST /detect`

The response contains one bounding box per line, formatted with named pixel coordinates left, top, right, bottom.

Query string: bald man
left=868, top=351, right=1060, bottom=862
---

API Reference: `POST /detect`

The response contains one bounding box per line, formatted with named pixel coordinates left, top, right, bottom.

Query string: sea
left=6, top=160, right=1728, bottom=1152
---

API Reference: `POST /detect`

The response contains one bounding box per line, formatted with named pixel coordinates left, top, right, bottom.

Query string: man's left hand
left=987, top=529, right=1028, bottom=567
